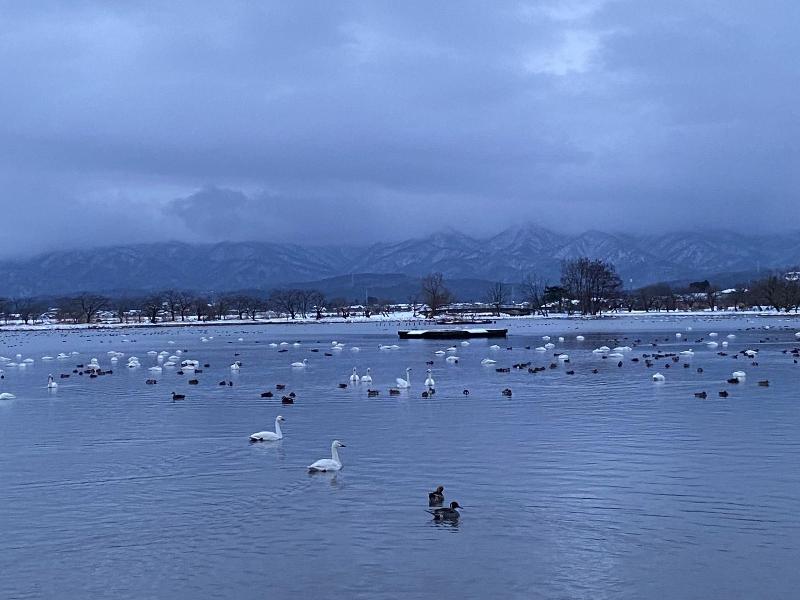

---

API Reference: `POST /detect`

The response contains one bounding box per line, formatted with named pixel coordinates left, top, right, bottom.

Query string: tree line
left=2, top=260, right=799, bottom=324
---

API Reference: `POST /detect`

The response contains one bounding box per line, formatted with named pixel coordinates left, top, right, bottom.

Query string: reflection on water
left=1, top=315, right=800, bottom=599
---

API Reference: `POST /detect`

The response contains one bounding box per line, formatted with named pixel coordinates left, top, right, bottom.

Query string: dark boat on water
left=398, top=328, right=508, bottom=340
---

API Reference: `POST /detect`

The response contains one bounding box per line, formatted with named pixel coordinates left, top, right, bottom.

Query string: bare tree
left=485, top=282, right=507, bottom=316
left=163, top=290, right=183, bottom=321
left=330, top=297, right=351, bottom=318
left=520, top=275, right=548, bottom=316
left=0, top=297, right=9, bottom=324
left=176, top=291, right=194, bottom=321
left=561, top=257, right=622, bottom=316
left=296, top=289, right=324, bottom=319
left=75, top=292, right=109, bottom=324
left=269, top=289, right=299, bottom=319
left=421, top=273, right=453, bottom=317
left=140, top=295, right=164, bottom=324
left=13, top=297, right=43, bottom=324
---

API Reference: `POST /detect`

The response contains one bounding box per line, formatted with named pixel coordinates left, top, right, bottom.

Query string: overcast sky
left=0, top=1, right=797, bottom=257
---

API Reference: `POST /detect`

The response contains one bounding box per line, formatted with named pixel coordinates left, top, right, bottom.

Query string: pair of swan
left=349, top=368, right=372, bottom=383
left=249, top=422, right=346, bottom=473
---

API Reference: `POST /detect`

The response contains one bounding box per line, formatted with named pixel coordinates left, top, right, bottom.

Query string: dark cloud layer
left=0, top=1, right=797, bottom=256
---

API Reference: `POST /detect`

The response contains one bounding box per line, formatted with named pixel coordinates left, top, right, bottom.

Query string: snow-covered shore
left=1, top=309, right=797, bottom=333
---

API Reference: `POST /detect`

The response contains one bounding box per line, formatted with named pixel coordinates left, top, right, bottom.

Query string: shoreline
left=1, top=309, right=797, bottom=333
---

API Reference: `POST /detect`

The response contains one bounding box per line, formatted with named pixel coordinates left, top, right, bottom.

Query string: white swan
left=250, top=416, right=285, bottom=442
left=291, top=359, right=309, bottom=368
left=481, top=358, right=496, bottom=365
left=47, top=375, right=58, bottom=389
left=230, top=362, right=241, bottom=371
left=460, top=341, right=470, bottom=346
left=445, top=355, right=459, bottom=363
left=732, top=370, right=746, bottom=379
left=576, top=335, right=585, bottom=341
left=307, top=440, right=346, bottom=472
left=360, top=368, right=372, bottom=384
left=652, top=372, right=666, bottom=382
left=434, top=350, right=446, bottom=356
left=396, top=368, right=411, bottom=389
left=0, top=392, right=15, bottom=400
left=349, top=368, right=360, bottom=383
left=490, top=344, right=500, bottom=350
left=424, top=369, right=435, bottom=387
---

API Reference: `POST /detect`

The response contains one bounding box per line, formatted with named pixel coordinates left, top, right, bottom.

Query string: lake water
left=2, top=314, right=800, bottom=599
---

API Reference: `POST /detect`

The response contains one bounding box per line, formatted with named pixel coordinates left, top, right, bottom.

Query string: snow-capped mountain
left=0, top=226, right=798, bottom=297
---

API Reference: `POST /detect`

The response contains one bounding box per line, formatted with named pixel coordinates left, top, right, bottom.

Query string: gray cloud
left=0, top=0, right=797, bottom=257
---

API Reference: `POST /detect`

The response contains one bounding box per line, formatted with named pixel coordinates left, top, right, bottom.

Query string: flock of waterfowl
left=2, top=324, right=799, bottom=521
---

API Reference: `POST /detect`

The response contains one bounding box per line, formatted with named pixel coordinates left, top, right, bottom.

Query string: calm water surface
left=1, top=315, right=799, bottom=599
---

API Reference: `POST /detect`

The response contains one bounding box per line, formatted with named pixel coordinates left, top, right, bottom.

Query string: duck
left=291, top=359, right=309, bottom=368
left=424, top=369, right=435, bottom=387
left=427, top=501, right=462, bottom=521
left=261, top=391, right=274, bottom=397
left=249, top=416, right=285, bottom=442
left=396, top=368, right=411, bottom=389
left=171, top=392, right=185, bottom=401
left=429, top=485, right=445, bottom=506
left=47, top=374, right=58, bottom=389
left=307, top=440, right=346, bottom=472
left=501, top=388, right=512, bottom=397
left=360, top=368, right=373, bottom=384
left=349, top=368, right=360, bottom=383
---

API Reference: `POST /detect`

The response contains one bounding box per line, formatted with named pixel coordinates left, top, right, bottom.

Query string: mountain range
left=1, top=224, right=798, bottom=299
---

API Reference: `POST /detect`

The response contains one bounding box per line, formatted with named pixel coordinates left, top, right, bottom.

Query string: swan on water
left=0, top=393, right=15, bottom=400
left=360, top=368, right=372, bottom=384
left=424, top=369, right=435, bottom=387
left=307, top=440, right=346, bottom=472
left=535, top=346, right=546, bottom=352
left=250, top=416, right=285, bottom=442
left=445, top=355, right=459, bottom=363
left=460, top=341, right=470, bottom=346
left=434, top=350, right=446, bottom=356
left=231, top=362, right=241, bottom=371
left=576, top=335, right=585, bottom=341
left=489, top=345, right=500, bottom=350
left=47, top=375, right=58, bottom=389
left=652, top=372, right=666, bottom=382
left=732, top=371, right=746, bottom=379
left=481, top=358, right=496, bottom=365
left=542, top=336, right=550, bottom=341
left=291, top=359, right=309, bottom=368
left=349, top=368, right=359, bottom=383
left=396, top=368, right=411, bottom=388
left=446, top=346, right=457, bottom=352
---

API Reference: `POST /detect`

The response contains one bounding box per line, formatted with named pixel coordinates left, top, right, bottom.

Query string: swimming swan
left=307, top=440, right=346, bottom=472
left=250, top=416, right=285, bottom=442
left=424, top=369, right=435, bottom=387
left=360, top=368, right=372, bottom=384
left=396, top=368, right=411, bottom=389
